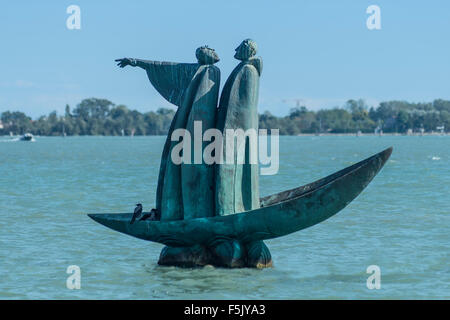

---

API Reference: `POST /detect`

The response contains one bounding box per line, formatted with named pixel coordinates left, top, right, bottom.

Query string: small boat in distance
left=20, top=133, right=35, bottom=141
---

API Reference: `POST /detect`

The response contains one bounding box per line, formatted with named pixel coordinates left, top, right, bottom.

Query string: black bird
left=139, top=208, right=159, bottom=221
left=130, top=203, right=143, bottom=224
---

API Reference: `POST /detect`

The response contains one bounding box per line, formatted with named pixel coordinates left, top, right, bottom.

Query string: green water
left=0, top=135, right=448, bottom=299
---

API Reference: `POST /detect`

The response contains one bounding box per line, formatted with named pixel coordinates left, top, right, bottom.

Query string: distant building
left=0, top=120, right=3, bottom=129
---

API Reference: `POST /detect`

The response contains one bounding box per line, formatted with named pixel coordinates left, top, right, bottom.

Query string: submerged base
left=158, top=240, right=272, bottom=269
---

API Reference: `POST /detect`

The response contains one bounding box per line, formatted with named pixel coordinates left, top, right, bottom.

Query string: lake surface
left=0, top=135, right=448, bottom=299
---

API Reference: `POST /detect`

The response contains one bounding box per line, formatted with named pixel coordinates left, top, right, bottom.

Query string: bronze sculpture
left=116, top=46, right=220, bottom=222
left=90, top=40, right=393, bottom=268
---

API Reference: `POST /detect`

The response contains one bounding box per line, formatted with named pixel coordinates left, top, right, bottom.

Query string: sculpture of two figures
left=116, top=39, right=272, bottom=268
left=89, top=40, right=391, bottom=269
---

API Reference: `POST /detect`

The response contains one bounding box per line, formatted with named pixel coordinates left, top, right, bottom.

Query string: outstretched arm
left=114, top=58, right=200, bottom=108
left=115, top=58, right=152, bottom=70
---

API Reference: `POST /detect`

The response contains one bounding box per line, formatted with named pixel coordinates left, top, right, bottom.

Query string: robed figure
left=116, top=46, right=220, bottom=221
left=212, top=39, right=271, bottom=268
left=215, top=39, right=262, bottom=217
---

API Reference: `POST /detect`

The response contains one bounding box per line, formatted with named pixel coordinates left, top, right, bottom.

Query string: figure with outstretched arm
left=114, top=47, right=220, bottom=223
left=114, top=47, right=221, bottom=268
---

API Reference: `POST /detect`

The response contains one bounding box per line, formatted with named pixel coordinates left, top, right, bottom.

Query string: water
left=0, top=135, right=448, bottom=299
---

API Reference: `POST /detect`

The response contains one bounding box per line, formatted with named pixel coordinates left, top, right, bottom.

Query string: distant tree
left=73, top=98, right=114, bottom=121
left=0, top=111, right=32, bottom=135
left=289, top=106, right=308, bottom=119
left=65, top=104, right=72, bottom=118
left=2, top=98, right=449, bottom=136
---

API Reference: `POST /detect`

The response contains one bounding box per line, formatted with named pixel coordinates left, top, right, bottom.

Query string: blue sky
left=0, top=0, right=449, bottom=118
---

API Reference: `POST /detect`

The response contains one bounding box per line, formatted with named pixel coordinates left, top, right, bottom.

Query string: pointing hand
left=115, top=58, right=132, bottom=68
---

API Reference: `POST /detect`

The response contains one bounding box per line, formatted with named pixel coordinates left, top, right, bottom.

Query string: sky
left=0, top=0, right=449, bottom=118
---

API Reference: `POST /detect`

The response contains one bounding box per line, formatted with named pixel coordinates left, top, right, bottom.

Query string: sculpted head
left=196, top=46, right=220, bottom=65
left=234, top=39, right=257, bottom=61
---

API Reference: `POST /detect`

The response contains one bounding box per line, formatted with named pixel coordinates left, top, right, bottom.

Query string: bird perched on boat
left=130, top=204, right=143, bottom=224
left=139, top=208, right=159, bottom=221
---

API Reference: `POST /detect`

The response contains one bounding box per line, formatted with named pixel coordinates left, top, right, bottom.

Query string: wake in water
left=0, top=138, right=36, bottom=142
left=0, top=138, right=20, bottom=142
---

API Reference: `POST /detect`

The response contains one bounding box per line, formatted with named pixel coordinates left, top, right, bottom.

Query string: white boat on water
left=19, top=133, right=35, bottom=141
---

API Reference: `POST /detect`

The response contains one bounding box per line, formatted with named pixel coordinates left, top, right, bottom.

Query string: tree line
left=1, top=98, right=449, bottom=136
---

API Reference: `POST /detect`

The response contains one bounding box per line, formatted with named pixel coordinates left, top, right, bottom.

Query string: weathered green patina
left=213, top=39, right=267, bottom=267
left=115, top=47, right=220, bottom=221
left=182, top=47, right=220, bottom=220
left=92, top=41, right=394, bottom=269
left=89, top=147, right=392, bottom=266
left=215, top=39, right=262, bottom=217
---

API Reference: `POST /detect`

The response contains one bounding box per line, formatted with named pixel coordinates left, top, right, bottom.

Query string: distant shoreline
left=1, top=98, right=449, bottom=137
left=3, top=132, right=448, bottom=138
left=295, top=132, right=449, bottom=137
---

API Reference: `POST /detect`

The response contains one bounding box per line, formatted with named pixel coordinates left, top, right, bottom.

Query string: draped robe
left=132, top=59, right=220, bottom=221
left=215, top=57, right=262, bottom=216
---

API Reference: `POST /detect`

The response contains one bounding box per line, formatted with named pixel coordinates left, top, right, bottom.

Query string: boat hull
left=88, top=147, right=392, bottom=247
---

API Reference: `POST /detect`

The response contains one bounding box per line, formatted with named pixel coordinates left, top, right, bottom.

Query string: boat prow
left=88, top=147, right=392, bottom=247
